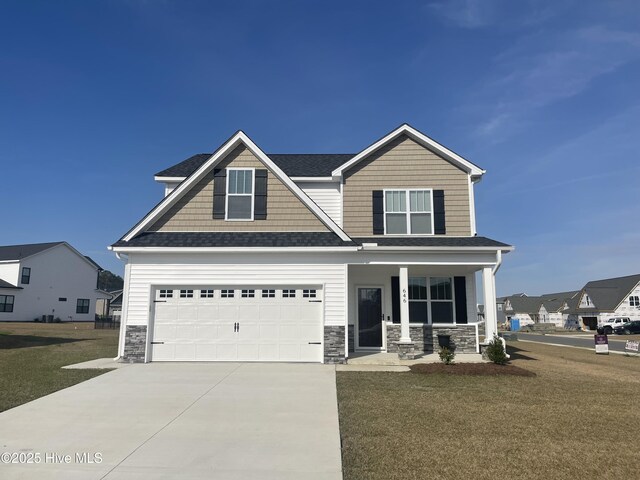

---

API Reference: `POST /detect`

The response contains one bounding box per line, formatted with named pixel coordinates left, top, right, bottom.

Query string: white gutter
left=492, top=249, right=503, bottom=275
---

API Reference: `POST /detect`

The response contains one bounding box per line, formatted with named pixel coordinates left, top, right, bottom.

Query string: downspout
left=492, top=249, right=502, bottom=275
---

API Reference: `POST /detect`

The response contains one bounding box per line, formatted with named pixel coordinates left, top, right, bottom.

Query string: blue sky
left=1, top=0, right=639, bottom=296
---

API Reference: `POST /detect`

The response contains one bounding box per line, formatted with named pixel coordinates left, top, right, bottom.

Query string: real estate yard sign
left=594, top=334, right=609, bottom=354
left=625, top=340, right=639, bottom=355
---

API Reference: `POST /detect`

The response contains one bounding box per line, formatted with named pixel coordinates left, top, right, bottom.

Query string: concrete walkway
left=0, top=363, right=343, bottom=480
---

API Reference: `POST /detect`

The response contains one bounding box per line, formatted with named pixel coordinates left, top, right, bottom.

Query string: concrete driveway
left=0, top=363, right=343, bottom=479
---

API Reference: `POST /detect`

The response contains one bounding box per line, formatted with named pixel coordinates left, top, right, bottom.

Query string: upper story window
left=384, top=189, right=433, bottom=235
left=630, top=296, right=640, bottom=307
left=226, top=168, right=254, bottom=220
left=21, top=267, right=31, bottom=284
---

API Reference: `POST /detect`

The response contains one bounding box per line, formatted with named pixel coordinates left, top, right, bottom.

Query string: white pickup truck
left=600, top=317, right=631, bottom=334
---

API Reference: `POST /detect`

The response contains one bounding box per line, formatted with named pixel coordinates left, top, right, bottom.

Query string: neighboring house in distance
left=110, top=124, right=513, bottom=363
left=503, top=291, right=580, bottom=328
left=570, top=274, right=640, bottom=330
left=108, top=290, right=123, bottom=319
left=503, top=295, right=539, bottom=327
left=0, top=242, right=111, bottom=322
left=96, top=290, right=115, bottom=316
left=538, top=291, right=580, bottom=328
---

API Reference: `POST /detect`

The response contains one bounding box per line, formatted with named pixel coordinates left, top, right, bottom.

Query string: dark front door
left=358, top=287, right=382, bottom=348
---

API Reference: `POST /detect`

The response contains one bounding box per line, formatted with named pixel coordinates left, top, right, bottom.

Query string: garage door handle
left=151, top=341, right=164, bottom=345
left=308, top=342, right=321, bottom=345
left=308, top=300, right=322, bottom=303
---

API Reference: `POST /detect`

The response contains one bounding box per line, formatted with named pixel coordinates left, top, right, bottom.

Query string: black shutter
left=254, top=169, right=268, bottom=220
left=391, top=276, right=400, bottom=324
left=372, top=190, right=384, bottom=234
left=454, top=276, right=467, bottom=324
left=213, top=169, right=226, bottom=219
left=433, top=189, right=446, bottom=234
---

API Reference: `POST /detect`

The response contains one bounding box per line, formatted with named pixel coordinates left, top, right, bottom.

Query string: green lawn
left=337, top=341, right=640, bottom=480
left=0, top=322, right=119, bottom=412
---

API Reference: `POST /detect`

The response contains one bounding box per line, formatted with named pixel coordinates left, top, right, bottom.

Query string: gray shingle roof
left=577, top=274, right=640, bottom=312
left=0, top=242, right=64, bottom=261
left=541, top=291, right=580, bottom=313
left=113, top=232, right=356, bottom=248
left=155, top=153, right=355, bottom=178
left=504, top=296, right=543, bottom=315
left=353, top=236, right=511, bottom=248
left=0, top=279, right=22, bottom=289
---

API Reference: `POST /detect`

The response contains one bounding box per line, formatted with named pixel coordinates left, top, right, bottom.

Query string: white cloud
left=471, top=25, right=640, bottom=140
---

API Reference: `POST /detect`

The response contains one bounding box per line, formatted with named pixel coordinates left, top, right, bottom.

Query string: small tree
left=485, top=335, right=507, bottom=365
left=438, top=346, right=455, bottom=365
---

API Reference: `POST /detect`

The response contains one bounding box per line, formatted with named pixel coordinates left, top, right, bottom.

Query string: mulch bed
left=409, top=363, right=536, bottom=377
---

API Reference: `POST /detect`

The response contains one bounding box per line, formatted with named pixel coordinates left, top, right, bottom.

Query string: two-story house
left=110, top=124, right=513, bottom=363
left=0, top=241, right=109, bottom=322
left=571, top=274, right=640, bottom=329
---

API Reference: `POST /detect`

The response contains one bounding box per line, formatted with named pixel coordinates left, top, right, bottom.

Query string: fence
left=94, top=316, right=121, bottom=329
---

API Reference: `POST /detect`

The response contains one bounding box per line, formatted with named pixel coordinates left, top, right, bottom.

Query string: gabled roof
left=540, top=291, right=580, bottom=313
left=156, top=153, right=355, bottom=179
left=0, top=279, right=22, bottom=289
left=119, top=131, right=351, bottom=243
left=0, top=242, right=64, bottom=261
left=504, top=295, right=543, bottom=315
left=331, top=123, right=485, bottom=178
left=0, top=242, right=101, bottom=271
left=577, top=274, right=640, bottom=312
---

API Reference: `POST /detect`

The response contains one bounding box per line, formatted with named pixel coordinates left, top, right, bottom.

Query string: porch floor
left=345, top=351, right=486, bottom=366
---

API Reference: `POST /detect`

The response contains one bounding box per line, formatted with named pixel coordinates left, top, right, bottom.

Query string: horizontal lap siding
left=150, top=145, right=328, bottom=232
left=124, top=261, right=346, bottom=327
left=298, top=182, right=342, bottom=226
left=343, top=135, right=471, bottom=236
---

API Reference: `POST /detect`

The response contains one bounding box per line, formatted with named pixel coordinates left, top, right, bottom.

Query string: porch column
left=399, top=266, right=411, bottom=343
left=482, top=266, right=497, bottom=341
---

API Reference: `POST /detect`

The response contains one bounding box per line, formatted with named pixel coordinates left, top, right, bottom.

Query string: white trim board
left=122, top=131, right=351, bottom=242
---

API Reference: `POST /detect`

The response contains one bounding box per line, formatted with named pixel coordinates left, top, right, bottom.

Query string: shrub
left=438, top=346, right=455, bottom=365
left=486, top=335, right=507, bottom=365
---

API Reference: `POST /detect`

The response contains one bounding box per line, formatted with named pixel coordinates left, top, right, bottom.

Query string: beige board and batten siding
left=342, top=134, right=472, bottom=237
left=150, top=145, right=329, bottom=232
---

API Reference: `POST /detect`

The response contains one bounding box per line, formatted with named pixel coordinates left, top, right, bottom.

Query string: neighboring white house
left=569, top=274, right=640, bottom=330
left=110, top=124, right=513, bottom=363
left=0, top=242, right=110, bottom=322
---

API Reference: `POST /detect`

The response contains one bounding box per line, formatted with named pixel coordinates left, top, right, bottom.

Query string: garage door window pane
left=180, top=290, right=194, bottom=298
left=283, top=289, right=296, bottom=298
left=262, top=289, right=275, bottom=298
left=303, top=289, right=317, bottom=298
left=221, top=290, right=234, bottom=298
left=200, top=290, right=215, bottom=298
left=159, top=289, right=173, bottom=298
left=241, top=289, right=255, bottom=298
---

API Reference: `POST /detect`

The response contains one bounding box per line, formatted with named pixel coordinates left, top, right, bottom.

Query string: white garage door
left=150, top=286, right=324, bottom=362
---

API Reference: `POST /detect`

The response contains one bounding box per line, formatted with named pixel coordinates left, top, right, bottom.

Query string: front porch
left=344, top=260, right=500, bottom=362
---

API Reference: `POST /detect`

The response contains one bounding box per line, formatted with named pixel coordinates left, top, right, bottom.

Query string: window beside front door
left=398, top=276, right=456, bottom=324
left=384, top=189, right=433, bottom=235
left=226, top=168, right=254, bottom=220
